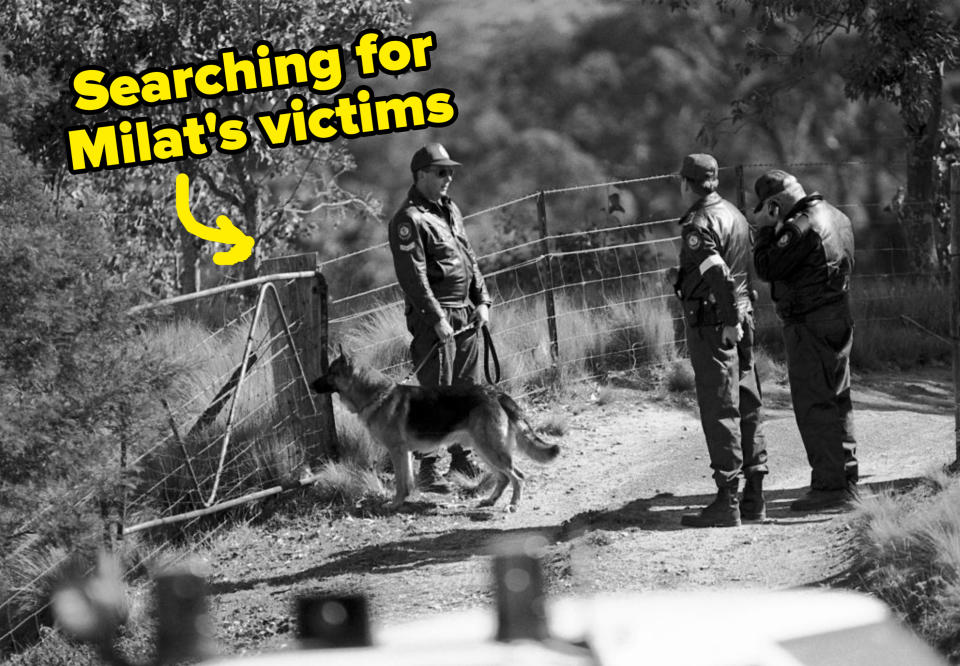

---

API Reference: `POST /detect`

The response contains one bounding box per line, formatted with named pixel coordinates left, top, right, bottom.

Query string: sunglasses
left=428, top=167, right=455, bottom=178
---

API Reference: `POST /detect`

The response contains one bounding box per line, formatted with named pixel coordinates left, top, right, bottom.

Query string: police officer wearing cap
left=670, top=154, right=767, bottom=528
left=388, top=143, right=491, bottom=492
left=752, top=170, right=858, bottom=512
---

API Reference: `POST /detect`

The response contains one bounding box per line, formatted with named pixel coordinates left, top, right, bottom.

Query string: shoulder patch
left=397, top=222, right=414, bottom=241
left=686, top=232, right=702, bottom=250
left=399, top=242, right=416, bottom=252
left=777, top=230, right=794, bottom=248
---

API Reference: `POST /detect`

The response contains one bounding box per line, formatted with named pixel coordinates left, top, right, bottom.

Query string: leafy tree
left=0, top=0, right=409, bottom=293
left=707, top=0, right=960, bottom=275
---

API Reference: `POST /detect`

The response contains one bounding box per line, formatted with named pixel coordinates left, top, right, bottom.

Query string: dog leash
left=481, top=325, right=501, bottom=384
left=402, top=324, right=501, bottom=385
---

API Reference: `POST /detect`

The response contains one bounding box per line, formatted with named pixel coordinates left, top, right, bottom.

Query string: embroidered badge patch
left=686, top=233, right=702, bottom=250
left=398, top=223, right=413, bottom=241
left=777, top=231, right=793, bottom=248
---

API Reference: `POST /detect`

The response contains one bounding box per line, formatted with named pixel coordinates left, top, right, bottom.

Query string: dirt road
left=197, top=367, right=955, bottom=654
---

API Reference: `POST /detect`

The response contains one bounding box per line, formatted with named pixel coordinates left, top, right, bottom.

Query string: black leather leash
left=481, top=324, right=501, bottom=385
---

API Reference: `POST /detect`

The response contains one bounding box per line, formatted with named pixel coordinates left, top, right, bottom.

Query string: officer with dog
left=388, top=143, right=491, bottom=492
left=670, top=153, right=767, bottom=528
left=752, top=170, right=858, bottom=511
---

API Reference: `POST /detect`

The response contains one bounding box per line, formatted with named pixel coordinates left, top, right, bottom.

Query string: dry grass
left=849, top=471, right=960, bottom=661
left=850, top=278, right=948, bottom=370
left=335, top=302, right=410, bottom=377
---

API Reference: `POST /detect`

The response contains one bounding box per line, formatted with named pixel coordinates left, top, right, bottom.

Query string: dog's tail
left=498, top=393, right=560, bottom=463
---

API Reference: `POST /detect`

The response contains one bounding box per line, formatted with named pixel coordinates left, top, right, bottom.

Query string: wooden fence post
left=536, top=192, right=560, bottom=372
left=735, top=164, right=746, bottom=213
left=261, top=254, right=338, bottom=464
left=314, top=269, right=339, bottom=458
left=950, top=164, right=960, bottom=467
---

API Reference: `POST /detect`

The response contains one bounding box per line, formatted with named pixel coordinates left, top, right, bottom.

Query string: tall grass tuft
left=492, top=296, right=559, bottom=392
left=308, top=462, right=386, bottom=507
left=335, top=303, right=410, bottom=376
left=850, top=474, right=960, bottom=660
left=850, top=278, right=948, bottom=370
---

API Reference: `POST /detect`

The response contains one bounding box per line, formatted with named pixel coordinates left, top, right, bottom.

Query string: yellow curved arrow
left=175, top=173, right=255, bottom=266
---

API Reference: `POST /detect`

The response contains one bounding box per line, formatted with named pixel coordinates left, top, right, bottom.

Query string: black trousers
left=408, top=305, right=479, bottom=464
left=686, top=313, right=767, bottom=487
left=408, top=306, right=480, bottom=387
left=783, top=312, right=858, bottom=490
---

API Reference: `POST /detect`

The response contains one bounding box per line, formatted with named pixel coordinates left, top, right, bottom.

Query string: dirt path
left=197, top=367, right=955, bottom=655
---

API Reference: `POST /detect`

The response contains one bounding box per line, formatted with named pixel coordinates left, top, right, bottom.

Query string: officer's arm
left=754, top=221, right=818, bottom=282
left=679, top=226, right=739, bottom=327
left=389, top=215, right=445, bottom=325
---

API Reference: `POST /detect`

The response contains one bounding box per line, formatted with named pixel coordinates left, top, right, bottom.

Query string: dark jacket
left=389, top=186, right=491, bottom=326
left=674, top=192, right=754, bottom=327
left=753, top=194, right=854, bottom=321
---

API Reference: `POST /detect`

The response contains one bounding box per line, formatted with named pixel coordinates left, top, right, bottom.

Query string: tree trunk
left=176, top=225, right=200, bottom=319
left=897, top=63, right=943, bottom=279
left=178, top=226, right=200, bottom=294
left=897, top=60, right=943, bottom=276
left=242, top=191, right=262, bottom=284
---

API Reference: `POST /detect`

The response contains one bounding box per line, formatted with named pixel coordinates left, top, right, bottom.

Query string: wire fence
left=1, top=160, right=949, bottom=657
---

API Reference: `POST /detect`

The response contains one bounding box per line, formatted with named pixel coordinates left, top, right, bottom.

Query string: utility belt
left=682, top=298, right=719, bottom=328
left=682, top=297, right=751, bottom=328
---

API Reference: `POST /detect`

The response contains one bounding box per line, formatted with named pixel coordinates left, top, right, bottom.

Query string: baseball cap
left=410, top=143, right=461, bottom=173
left=753, top=170, right=799, bottom=213
left=679, top=154, right=718, bottom=182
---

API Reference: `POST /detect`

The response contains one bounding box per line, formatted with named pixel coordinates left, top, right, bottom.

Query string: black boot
left=446, top=445, right=481, bottom=478
left=790, top=483, right=857, bottom=512
left=417, top=455, right=451, bottom=493
left=741, top=474, right=766, bottom=521
left=681, top=481, right=741, bottom=528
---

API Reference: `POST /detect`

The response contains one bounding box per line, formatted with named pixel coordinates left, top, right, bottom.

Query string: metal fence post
left=536, top=192, right=560, bottom=372
left=950, top=164, right=960, bottom=467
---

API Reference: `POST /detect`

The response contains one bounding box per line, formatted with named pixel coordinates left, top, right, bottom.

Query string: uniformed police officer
left=388, top=143, right=491, bottom=492
left=752, top=170, right=858, bottom=511
left=671, top=154, right=767, bottom=528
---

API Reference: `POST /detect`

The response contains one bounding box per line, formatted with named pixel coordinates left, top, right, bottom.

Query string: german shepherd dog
left=310, top=351, right=560, bottom=512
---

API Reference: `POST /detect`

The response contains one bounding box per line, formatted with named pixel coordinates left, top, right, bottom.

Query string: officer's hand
left=434, top=318, right=455, bottom=341
left=470, top=303, right=490, bottom=329
left=721, top=323, right=743, bottom=348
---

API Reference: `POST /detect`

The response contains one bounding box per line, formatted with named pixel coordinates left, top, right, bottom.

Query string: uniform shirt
left=675, top=192, right=753, bottom=327
left=753, top=194, right=855, bottom=321
left=389, top=186, right=491, bottom=326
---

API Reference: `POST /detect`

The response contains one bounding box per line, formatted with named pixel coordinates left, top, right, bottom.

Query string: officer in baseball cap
left=752, top=169, right=859, bottom=512
left=669, top=153, right=767, bottom=528
left=389, top=143, right=490, bottom=492
left=410, top=143, right=462, bottom=173
left=679, top=153, right=720, bottom=186
left=752, top=170, right=802, bottom=214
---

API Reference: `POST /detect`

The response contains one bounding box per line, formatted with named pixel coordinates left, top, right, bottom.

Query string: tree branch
left=193, top=168, right=243, bottom=211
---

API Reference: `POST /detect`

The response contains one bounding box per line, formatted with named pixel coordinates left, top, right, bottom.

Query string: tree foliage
left=0, top=0, right=410, bottom=292
left=720, top=0, right=960, bottom=273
